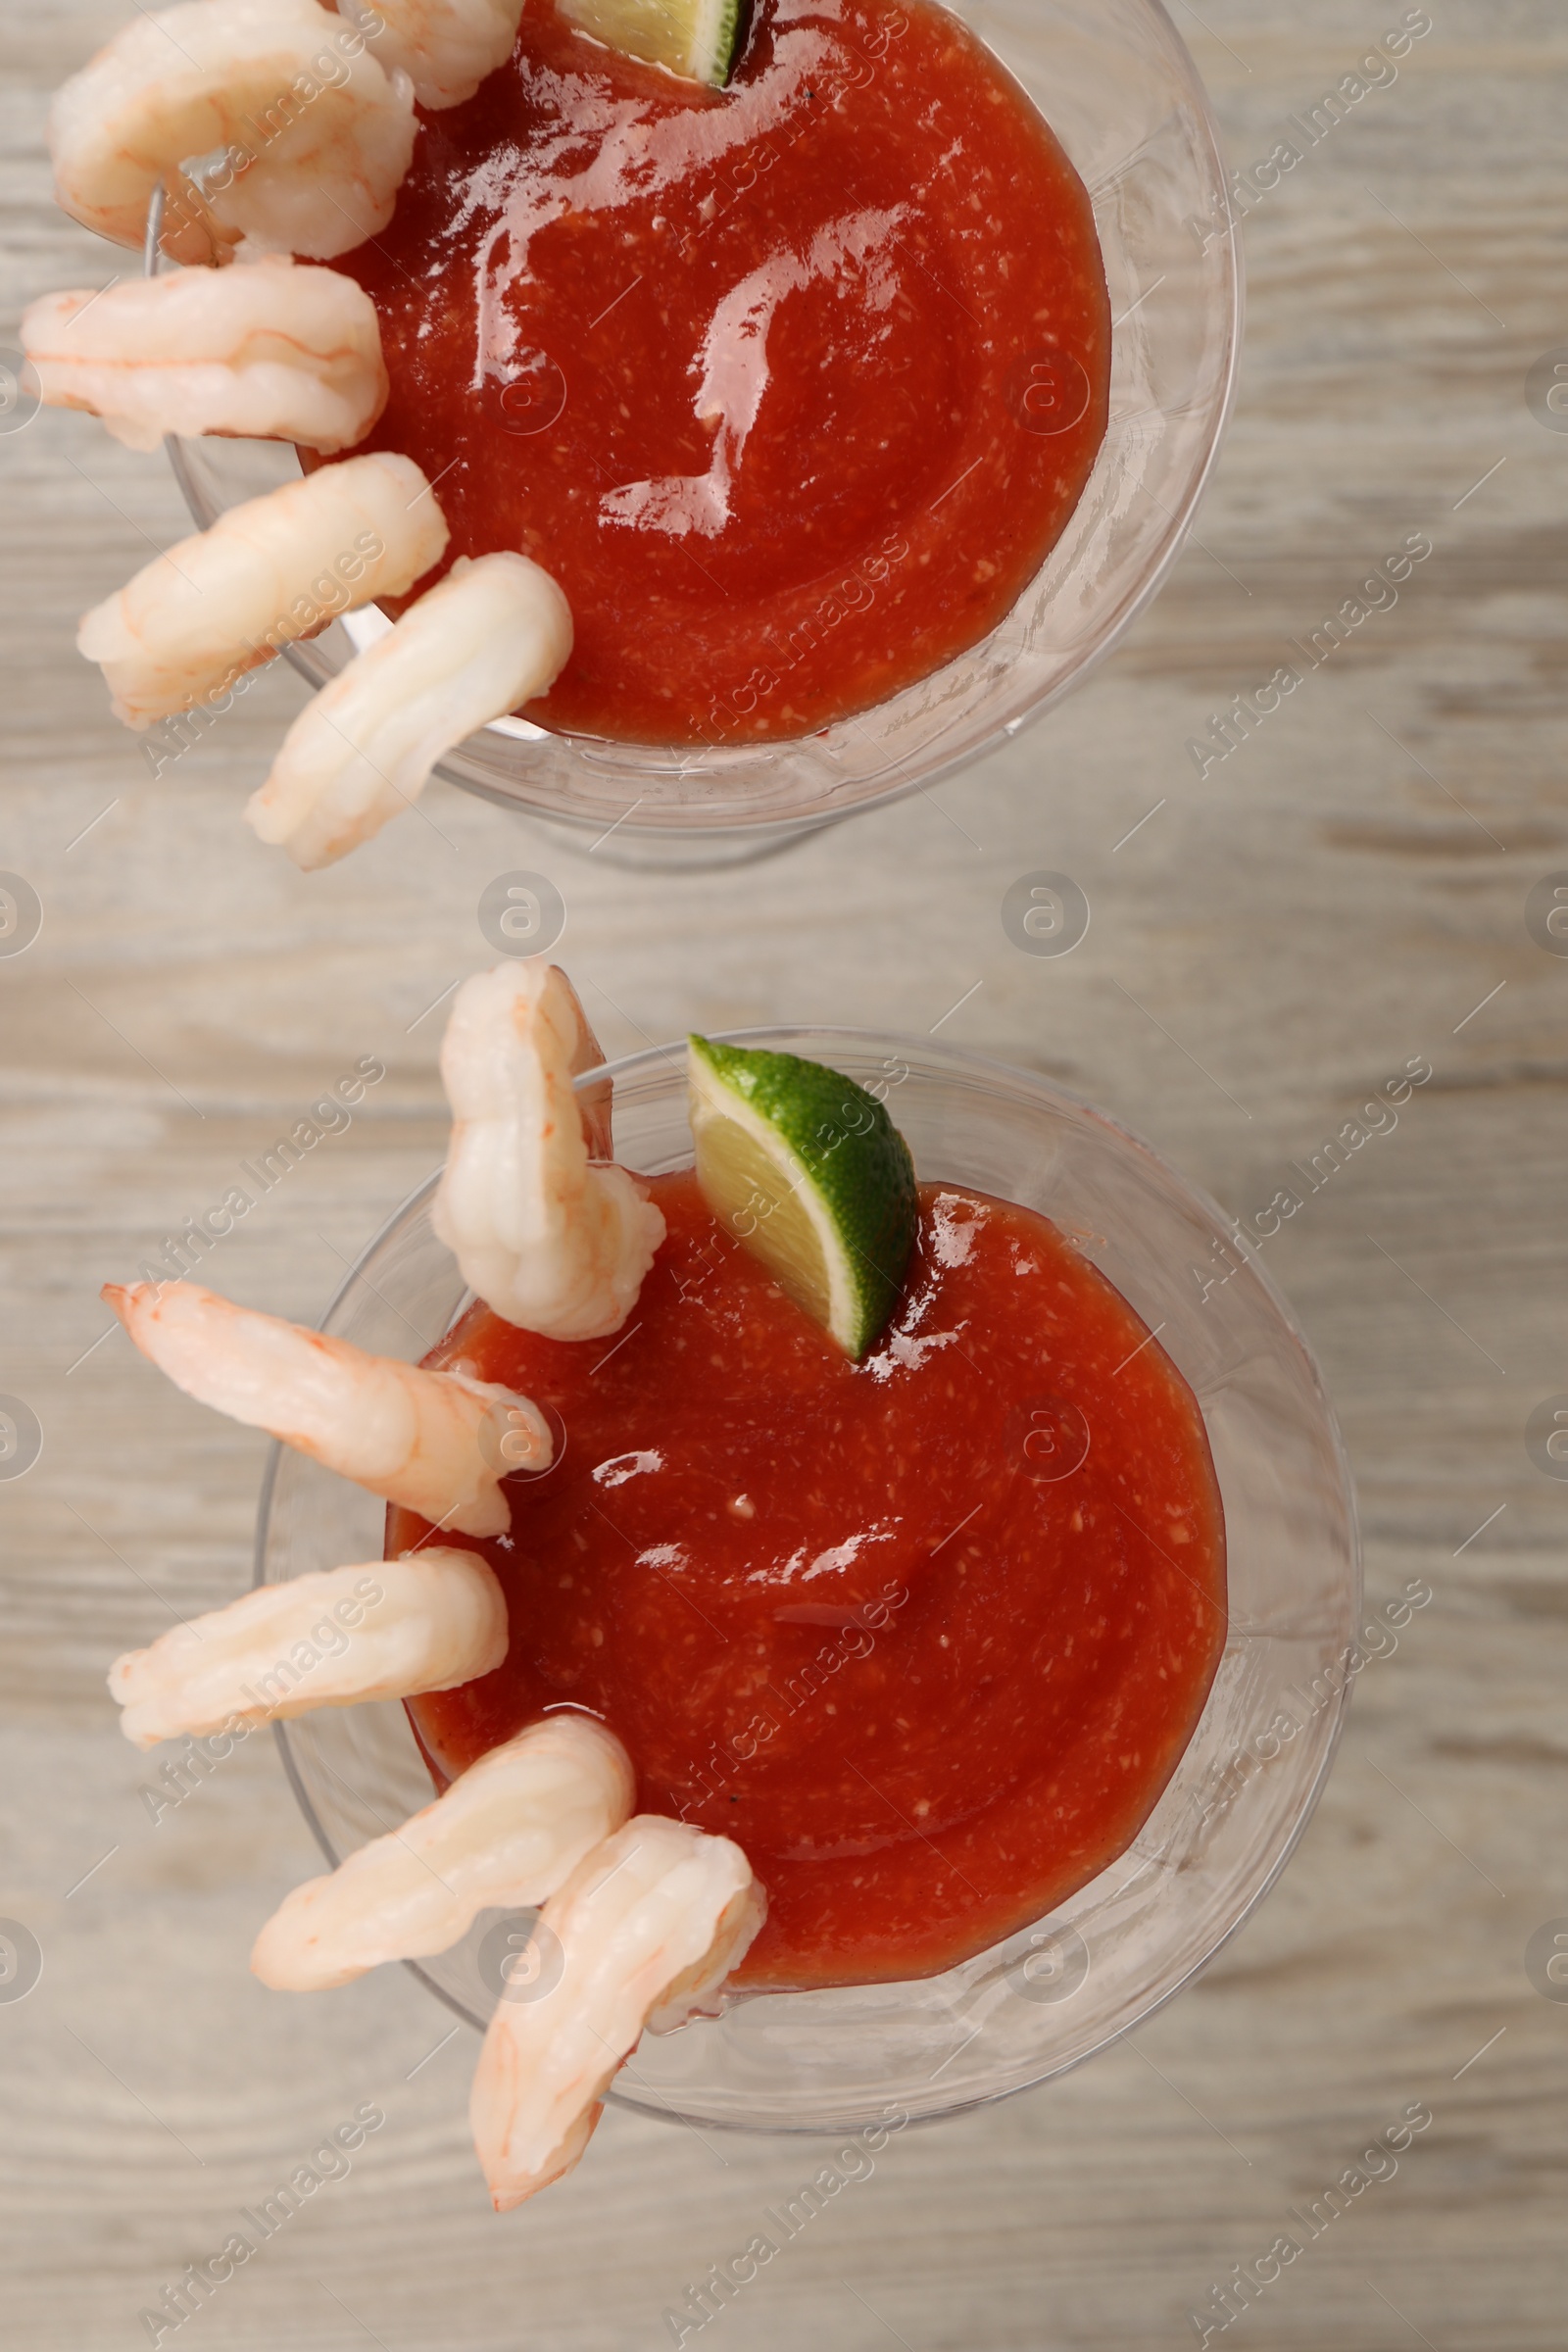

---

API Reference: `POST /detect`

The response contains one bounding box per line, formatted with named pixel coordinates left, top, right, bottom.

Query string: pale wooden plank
left=2, top=1, right=1565, bottom=2345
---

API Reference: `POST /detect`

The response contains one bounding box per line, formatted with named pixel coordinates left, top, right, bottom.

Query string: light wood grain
left=3, top=3, right=1567, bottom=2347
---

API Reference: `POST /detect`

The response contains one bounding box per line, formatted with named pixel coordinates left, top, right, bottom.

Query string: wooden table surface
left=3, top=3, right=1565, bottom=2346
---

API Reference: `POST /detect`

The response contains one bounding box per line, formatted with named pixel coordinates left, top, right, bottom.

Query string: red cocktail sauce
left=392, top=1175, right=1226, bottom=1988
left=331, top=0, right=1110, bottom=745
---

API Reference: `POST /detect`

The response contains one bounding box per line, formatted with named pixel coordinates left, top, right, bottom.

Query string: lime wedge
left=687, top=1037, right=917, bottom=1359
left=557, top=0, right=748, bottom=87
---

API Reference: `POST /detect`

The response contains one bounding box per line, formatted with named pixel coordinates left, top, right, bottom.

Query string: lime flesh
left=687, top=1037, right=917, bottom=1358
left=557, top=0, right=747, bottom=87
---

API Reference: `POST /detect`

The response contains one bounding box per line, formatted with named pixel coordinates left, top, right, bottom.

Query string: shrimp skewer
left=48, top=0, right=416, bottom=264
left=110, top=1550, right=506, bottom=1748
left=434, top=960, right=666, bottom=1343
left=77, top=451, right=449, bottom=729
left=339, top=0, right=526, bottom=110
left=251, top=1715, right=635, bottom=1988
left=22, top=260, right=388, bottom=457
left=103, top=1278, right=550, bottom=1537
left=246, top=553, right=573, bottom=870
left=470, top=1818, right=765, bottom=2209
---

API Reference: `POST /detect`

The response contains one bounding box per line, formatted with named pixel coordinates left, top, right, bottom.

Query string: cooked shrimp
left=22, top=258, right=387, bottom=455
left=110, top=1549, right=505, bottom=1748
left=470, top=1818, right=765, bottom=2209
left=77, top=451, right=448, bottom=729
left=48, top=0, right=416, bottom=263
left=339, top=0, right=525, bottom=110
left=563, top=971, right=614, bottom=1164
left=103, top=1278, right=550, bottom=1537
left=251, top=1714, right=635, bottom=1988
left=433, top=960, right=665, bottom=1343
left=246, top=553, right=572, bottom=870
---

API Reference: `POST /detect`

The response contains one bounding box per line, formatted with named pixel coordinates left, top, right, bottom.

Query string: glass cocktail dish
left=150, top=0, right=1241, bottom=866
left=256, top=1031, right=1357, bottom=2134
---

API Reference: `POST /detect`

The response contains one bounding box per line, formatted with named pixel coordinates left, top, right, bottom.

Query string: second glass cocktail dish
left=151, top=0, right=1240, bottom=866
left=256, top=1031, right=1357, bottom=2135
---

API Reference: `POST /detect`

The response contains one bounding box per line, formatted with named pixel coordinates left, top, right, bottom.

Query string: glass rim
left=254, top=1022, right=1360, bottom=2128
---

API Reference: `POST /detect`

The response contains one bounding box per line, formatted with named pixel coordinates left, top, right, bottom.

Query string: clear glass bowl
left=255, top=1031, right=1358, bottom=2135
left=151, top=0, right=1240, bottom=864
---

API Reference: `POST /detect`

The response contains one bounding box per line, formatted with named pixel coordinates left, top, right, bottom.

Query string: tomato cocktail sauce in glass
left=390, top=1174, right=1227, bottom=1990
left=330, top=0, right=1112, bottom=744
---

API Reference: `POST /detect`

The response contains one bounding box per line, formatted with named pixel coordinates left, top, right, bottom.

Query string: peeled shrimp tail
left=564, top=977, right=614, bottom=1165
left=251, top=1715, right=635, bottom=1988
left=340, top=0, right=526, bottom=109
left=22, top=260, right=388, bottom=456
left=109, top=1550, right=505, bottom=1748
left=77, top=452, right=448, bottom=730
left=103, top=1278, right=549, bottom=1538
left=246, top=553, right=572, bottom=869
left=470, top=1818, right=765, bottom=2209
left=434, top=960, right=665, bottom=1343
left=48, top=0, right=416, bottom=260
